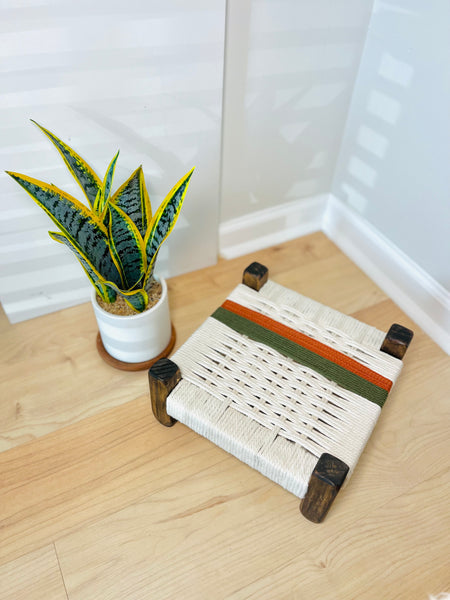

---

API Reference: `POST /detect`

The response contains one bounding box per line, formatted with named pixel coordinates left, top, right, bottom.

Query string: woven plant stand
left=149, top=263, right=413, bottom=523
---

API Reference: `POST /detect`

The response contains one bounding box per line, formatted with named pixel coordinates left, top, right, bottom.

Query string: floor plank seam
left=53, top=542, right=70, bottom=600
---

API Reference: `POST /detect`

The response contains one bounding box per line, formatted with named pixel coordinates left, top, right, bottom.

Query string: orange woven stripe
left=222, top=300, right=392, bottom=392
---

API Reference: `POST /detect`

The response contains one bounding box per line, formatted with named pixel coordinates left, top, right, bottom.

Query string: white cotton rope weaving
left=167, top=281, right=403, bottom=499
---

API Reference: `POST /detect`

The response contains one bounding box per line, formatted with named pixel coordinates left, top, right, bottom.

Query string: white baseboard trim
left=219, top=194, right=450, bottom=354
left=219, top=195, right=327, bottom=260
left=323, top=196, right=450, bottom=354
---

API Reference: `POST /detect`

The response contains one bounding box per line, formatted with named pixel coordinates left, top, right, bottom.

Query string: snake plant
left=6, top=121, right=194, bottom=313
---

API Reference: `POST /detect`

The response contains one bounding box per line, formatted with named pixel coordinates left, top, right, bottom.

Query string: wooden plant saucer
left=96, top=325, right=176, bottom=371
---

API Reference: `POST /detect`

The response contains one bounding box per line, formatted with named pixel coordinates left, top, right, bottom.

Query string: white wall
left=0, top=0, right=225, bottom=322
left=220, top=0, right=374, bottom=222
left=332, top=0, right=450, bottom=291
left=2, top=0, right=448, bottom=327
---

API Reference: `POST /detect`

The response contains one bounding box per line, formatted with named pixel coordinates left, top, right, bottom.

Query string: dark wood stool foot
left=242, top=262, right=269, bottom=291
left=148, top=358, right=181, bottom=427
left=300, top=453, right=349, bottom=523
left=380, top=323, right=414, bottom=360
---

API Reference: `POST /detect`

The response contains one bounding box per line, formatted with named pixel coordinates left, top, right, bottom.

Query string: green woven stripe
left=212, top=307, right=388, bottom=408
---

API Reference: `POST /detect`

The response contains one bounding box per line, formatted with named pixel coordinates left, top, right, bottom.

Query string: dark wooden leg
left=380, top=323, right=414, bottom=360
left=148, top=358, right=181, bottom=427
left=300, top=453, right=349, bottom=523
left=242, top=262, right=269, bottom=291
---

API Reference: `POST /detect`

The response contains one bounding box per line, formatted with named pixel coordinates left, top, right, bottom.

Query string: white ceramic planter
left=91, top=277, right=172, bottom=364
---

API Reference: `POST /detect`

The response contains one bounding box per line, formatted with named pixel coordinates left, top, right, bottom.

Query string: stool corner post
left=148, top=358, right=181, bottom=427
left=300, top=453, right=349, bottom=523
left=380, top=323, right=414, bottom=360
left=242, top=262, right=269, bottom=291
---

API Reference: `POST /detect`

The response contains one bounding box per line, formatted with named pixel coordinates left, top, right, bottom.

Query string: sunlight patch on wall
left=348, top=156, right=377, bottom=188
left=340, top=183, right=368, bottom=214
left=356, top=125, right=389, bottom=159
left=367, top=90, right=402, bottom=125
left=379, top=53, right=414, bottom=87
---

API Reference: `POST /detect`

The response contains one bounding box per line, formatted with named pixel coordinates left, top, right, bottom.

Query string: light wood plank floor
left=1, top=233, right=449, bottom=600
